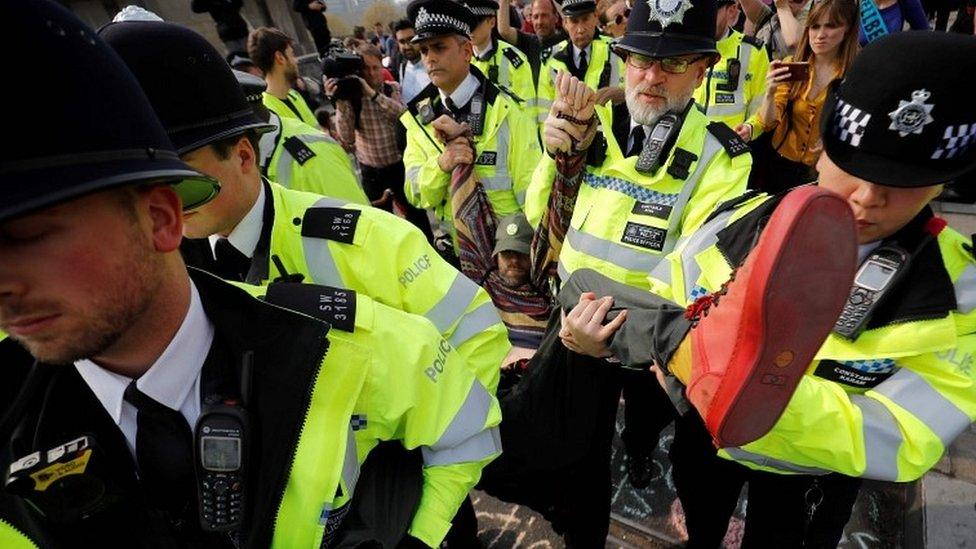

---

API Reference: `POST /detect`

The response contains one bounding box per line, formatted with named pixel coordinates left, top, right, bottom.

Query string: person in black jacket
left=191, top=0, right=249, bottom=53
left=293, top=0, right=333, bottom=57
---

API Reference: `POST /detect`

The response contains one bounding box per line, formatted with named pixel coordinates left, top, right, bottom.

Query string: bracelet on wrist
left=556, top=112, right=596, bottom=126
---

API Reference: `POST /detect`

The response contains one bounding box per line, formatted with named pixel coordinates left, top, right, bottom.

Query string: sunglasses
left=625, top=53, right=709, bottom=74
left=613, top=8, right=631, bottom=25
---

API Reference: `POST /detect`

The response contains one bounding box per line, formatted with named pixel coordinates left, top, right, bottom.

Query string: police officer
left=234, top=69, right=369, bottom=205
left=0, top=2, right=498, bottom=548
left=462, top=0, right=537, bottom=111
left=401, top=0, right=542, bottom=238
left=648, top=32, right=976, bottom=547
left=692, top=0, right=770, bottom=134
left=535, top=0, right=625, bottom=125
left=97, top=17, right=508, bottom=457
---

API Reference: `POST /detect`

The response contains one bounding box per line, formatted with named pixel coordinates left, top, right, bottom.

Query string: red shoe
left=684, top=186, right=857, bottom=447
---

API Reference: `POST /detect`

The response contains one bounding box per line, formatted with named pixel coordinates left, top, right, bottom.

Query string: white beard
left=625, top=82, right=693, bottom=125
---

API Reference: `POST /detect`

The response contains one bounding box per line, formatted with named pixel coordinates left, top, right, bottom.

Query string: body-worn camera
left=322, top=50, right=364, bottom=101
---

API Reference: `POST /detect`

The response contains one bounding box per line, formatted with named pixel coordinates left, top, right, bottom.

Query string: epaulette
left=406, top=82, right=439, bottom=116
left=502, top=46, right=525, bottom=69
left=741, top=34, right=765, bottom=50
left=282, top=136, right=316, bottom=165
left=706, top=121, right=751, bottom=158
left=301, top=206, right=361, bottom=244
left=265, top=282, right=357, bottom=332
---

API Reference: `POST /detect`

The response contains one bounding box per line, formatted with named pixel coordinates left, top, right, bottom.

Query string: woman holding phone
left=738, top=0, right=859, bottom=193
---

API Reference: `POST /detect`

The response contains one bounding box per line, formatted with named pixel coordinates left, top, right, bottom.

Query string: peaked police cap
left=462, top=0, right=500, bottom=19
left=408, top=0, right=476, bottom=42
left=561, top=0, right=598, bottom=16
left=99, top=21, right=274, bottom=155
left=0, top=0, right=218, bottom=223
left=614, top=0, right=718, bottom=58
left=821, top=32, right=976, bottom=188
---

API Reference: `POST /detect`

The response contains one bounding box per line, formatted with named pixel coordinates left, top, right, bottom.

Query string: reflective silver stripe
left=480, top=119, right=512, bottom=192
left=422, top=426, right=502, bottom=466
left=301, top=197, right=350, bottom=286
left=660, top=134, right=724, bottom=256
left=515, top=190, right=526, bottom=207
left=852, top=395, right=903, bottom=481
left=275, top=146, right=296, bottom=187
left=955, top=264, right=976, bottom=314
left=873, top=367, right=972, bottom=447
left=536, top=99, right=552, bottom=123
left=498, top=49, right=511, bottom=89
left=648, top=256, right=672, bottom=287
left=747, top=90, right=764, bottom=119
left=725, top=447, right=830, bottom=475
left=336, top=425, right=361, bottom=508
left=557, top=260, right=570, bottom=283
left=424, top=274, right=481, bottom=334
left=406, top=165, right=422, bottom=197
left=565, top=225, right=664, bottom=273
left=448, top=301, right=502, bottom=348
left=705, top=41, right=752, bottom=119
left=608, top=48, right=621, bottom=86
left=426, top=381, right=494, bottom=449
left=679, top=210, right=736, bottom=300
left=705, top=103, right=746, bottom=117
left=298, top=133, right=339, bottom=145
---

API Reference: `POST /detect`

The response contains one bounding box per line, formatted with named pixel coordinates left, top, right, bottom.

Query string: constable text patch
left=301, top=207, right=360, bottom=243
left=631, top=202, right=673, bottom=220
left=621, top=222, right=667, bottom=251
left=265, top=283, right=357, bottom=332
left=813, top=359, right=896, bottom=389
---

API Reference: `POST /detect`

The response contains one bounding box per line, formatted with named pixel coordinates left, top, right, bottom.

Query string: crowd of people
left=2, top=0, right=976, bottom=547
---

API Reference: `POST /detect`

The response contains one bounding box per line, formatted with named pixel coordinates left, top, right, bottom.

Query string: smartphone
left=780, top=61, right=810, bottom=83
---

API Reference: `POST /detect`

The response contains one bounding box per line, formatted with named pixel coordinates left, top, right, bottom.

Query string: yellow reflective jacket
left=650, top=192, right=976, bottom=482
left=262, top=89, right=319, bottom=129
left=536, top=35, right=624, bottom=125
left=259, top=112, right=368, bottom=205
left=401, top=69, right=541, bottom=226
left=242, top=181, right=509, bottom=394
left=526, top=102, right=751, bottom=291
left=692, top=30, right=770, bottom=135
left=471, top=37, right=536, bottom=113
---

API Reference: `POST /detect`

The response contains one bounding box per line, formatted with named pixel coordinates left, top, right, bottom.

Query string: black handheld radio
left=833, top=244, right=910, bottom=340
left=635, top=113, right=681, bottom=174
left=194, top=351, right=253, bottom=531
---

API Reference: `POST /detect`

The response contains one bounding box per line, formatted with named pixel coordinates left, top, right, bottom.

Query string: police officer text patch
left=283, top=136, right=316, bottom=165
left=265, top=282, right=357, bottom=332
left=631, top=201, right=673, bottom=220
left=715, top=92, right=735, bottom=104
left=621, top=222, right=667, bottom=251
left=301, top=207, right=360, bottom=243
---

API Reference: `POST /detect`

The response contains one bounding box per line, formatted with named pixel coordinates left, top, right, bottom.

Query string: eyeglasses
left=625, top=53, right=708, bottom=74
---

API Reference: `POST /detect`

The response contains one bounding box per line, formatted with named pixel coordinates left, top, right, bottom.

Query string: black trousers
left=360, top=160, right=434, bottom=243
left=621, top=369, right=675, bottom=457
left=670, top=413, right=862, bottom=548
left=301, top=13, right=332, bottom=58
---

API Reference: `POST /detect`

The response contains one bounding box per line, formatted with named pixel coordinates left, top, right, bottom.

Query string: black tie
left=577, top=49, right=588, bottom=78
left=213, top=238, right=250, bottom=281
left=124, top=381, right=196, bottom=526
left=444, top=96, right=460, bottom=119
left=627, top=125, right=646, bottom=158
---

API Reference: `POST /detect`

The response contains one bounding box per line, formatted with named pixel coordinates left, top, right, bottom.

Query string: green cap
left=493, top=213, right=533, bottom=256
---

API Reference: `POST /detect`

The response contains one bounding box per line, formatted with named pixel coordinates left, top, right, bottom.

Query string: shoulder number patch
left=301, top=207, right=361, bottom=244
left=706, top=121, right=750, bottom=158
left=265, top=282, right=357, bottom=332
left=502, top=47, right=524, bottom=68
left=283, top=136, right=317, bottom=165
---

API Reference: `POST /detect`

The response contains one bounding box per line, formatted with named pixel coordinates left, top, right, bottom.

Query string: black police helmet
left=821, top=32, right=976, bottom=188
left=99, top=21, right=274, bottom=156
left=614, top=0, right=718, bottom=59
left=407, top=0, right=476, bottom=42
left=0, top=0, right=218, bottom=224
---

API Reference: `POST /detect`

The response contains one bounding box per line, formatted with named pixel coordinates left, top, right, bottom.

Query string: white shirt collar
left=627, top=119, right=653, bottom=151
left=439, top=72, right=481, bottom=110
left=258, top=112, right=282, bottom=170
left=572, top=43, right=592, bottom=68
left=473, top=40, right=495, bottom=60
left=208, top=183, right=266, bottom=258
left=75, top=280, right=214, bottom=423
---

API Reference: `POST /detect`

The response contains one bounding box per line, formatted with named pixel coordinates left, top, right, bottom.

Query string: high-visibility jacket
left=401, top=68, right=541, bottom=225
left=526, top=102, right=752, bottom=291
left=0, top=271, right=500, bottom=548
left=536, top=35, right=624, bottom=125
left=259, top=112, right=368, bottom=205
left=237, top=181, right=510, bottom=394
left=471, top=37, right=537, bottom=119
left=693, top=30, right=770, bottom=134
left=262, top=89, right=319, bottom=129
left=649, top=192, right=976, bottom=482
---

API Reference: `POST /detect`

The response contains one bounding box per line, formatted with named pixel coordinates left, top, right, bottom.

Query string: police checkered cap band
left=833, top=98, right=872, bottom=148
left=467, top=6, right=496, bottom=16
left=932, top=123, right=976, bottom=160
left=563, top=0, right=596, bottom=9
left=416, top=7, right=472, bottom=35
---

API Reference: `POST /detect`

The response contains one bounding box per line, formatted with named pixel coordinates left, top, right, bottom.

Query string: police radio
left=833, top=244, right=910, bottom=340
left=194, top=351, right=252, bottom=531
left=635, top=113, right=680, bottom=174
left=468, top=92, right=485, bottom=136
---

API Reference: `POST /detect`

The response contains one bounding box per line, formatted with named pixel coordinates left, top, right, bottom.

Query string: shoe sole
left=707, top=187, right=857, bottom=447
